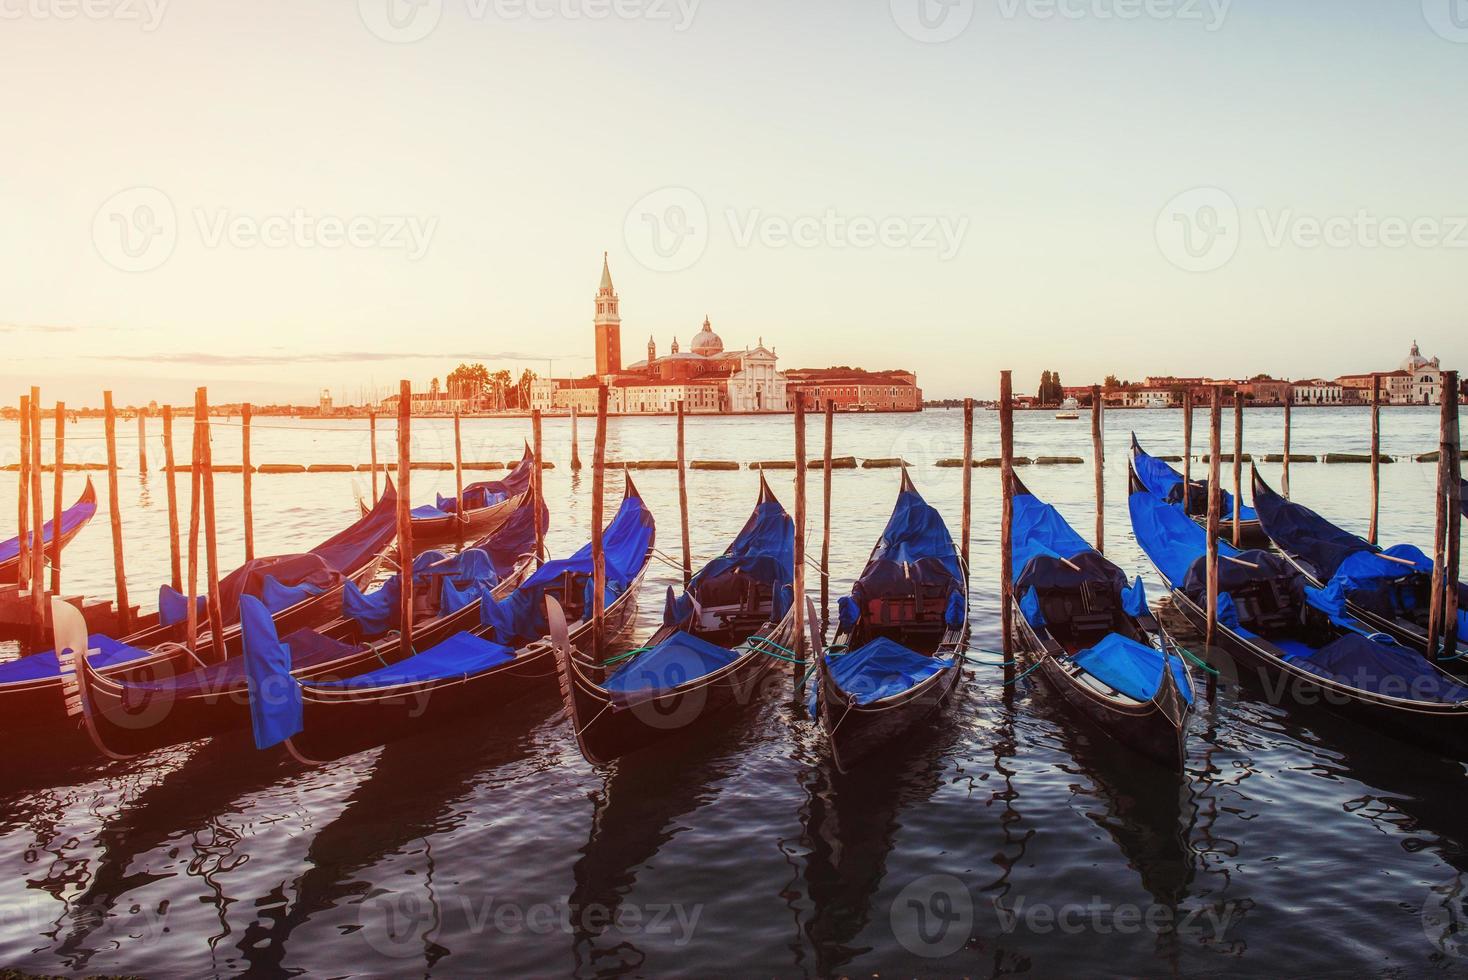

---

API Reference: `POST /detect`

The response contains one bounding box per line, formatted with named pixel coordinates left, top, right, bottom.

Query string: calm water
left=1, top=407, right=1465, bottom=977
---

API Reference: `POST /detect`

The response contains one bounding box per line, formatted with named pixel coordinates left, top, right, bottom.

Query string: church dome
left=690, top=316, right=723, bottom=356
left=1401, top=341, right=1438, bottom=373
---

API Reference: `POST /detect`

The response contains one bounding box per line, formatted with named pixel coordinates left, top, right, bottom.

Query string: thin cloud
left=0, top=322, right=89, bottom=334
left=91, top=350, right=592, bottom=366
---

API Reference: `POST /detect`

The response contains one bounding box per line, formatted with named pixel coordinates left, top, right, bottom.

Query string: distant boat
left=1055, top=397, right=1080, bottom=419
left=1055, top=412, right=1080, bottom=420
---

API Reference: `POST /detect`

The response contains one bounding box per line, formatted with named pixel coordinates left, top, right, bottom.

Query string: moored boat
left=1251, top=466, right=1466, bottom=670
left=809, top=470, right=967, bottom=773
left=1008, top=474, right=1193, bottom=769
left=240, top=476, right=655, bottom=761
left=1129, top=433, right=1270, bottom=547
left=553, top=474, right=795, bottom=766
left=1128, top=466, right=1468, bottom=759
left=370, top=443, right=536, bottom=545
left=0, top=477, right=97, bottom=585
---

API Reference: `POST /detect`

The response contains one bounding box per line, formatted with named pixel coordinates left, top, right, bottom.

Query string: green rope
left=748, top=636, right=797, bottom=657
left=1175, top=645, right=1219, bottom=676
left=600, top=646, right=653, bottom=667
left=1002, top=658, right=1047, bottom=686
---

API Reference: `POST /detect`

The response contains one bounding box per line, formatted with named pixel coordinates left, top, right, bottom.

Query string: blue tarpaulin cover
left=0, top=480, right=96, bottom=565
left=1289, top=633, right=1468, bottom=703
left=821, top=636, right=952, bottom=706
left=418, top=447, right=535, bottom=520
left=343, top=549, right=499, bottom=635
left=480, top=492, right=654, bottom=646
left=469, top=493, right=549, bottom=580
left=310, top=481, right=400, bottom=577
left=1132, top=437, right=1256, bottom=521
left=312, top=631, right=515, bottom=690
left=1013, top=490, right=1150, bottom=620
left=1129, top=491, right=1243, bottom=587
left=240, top=594, right=305, bottom=749
left=840, top=476, right=964, bottom=634
left=1072, top=632, right=1193, bottom=705
left=663, top=492, right=794, bottom=627
left=0, top=633, right=153, bottom=685
left=603, top=630, right=741, bottom=694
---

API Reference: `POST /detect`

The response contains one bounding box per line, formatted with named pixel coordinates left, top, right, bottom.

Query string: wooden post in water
left=103, top=392, right=132, bottom=634
left=396, top=380, right=414, bottom=660
left=137, top=408, right=148, bottom=476
left=29, top=393, right=44, bottom=632
left=677, top=400, right=691, bottom=587
left=186, top=415, right=203, bottom=652
left=793, top=393, right=808, bottom=687
left=1206, top=389, right=1223, bottom=649
left=17, top=395, right=29, bottom=592
left=1232, top=391, right=1244, bottom=548
left=369, top=409, right=379, bottom=502
left=532, top=409, right=545, bottom=562
left=1369, top=375, right=1381, bottom=546
left=242, top=403, right=254, bottom=561
left=1182, top=394, right=1193, bottom=515
left=591, top=385, right=608, bottom=658
left=195, top=389, right=225, bottom=661
left=1282, top=387, right=1293, bottom=499
left=161, top=406, right=182, bottom=592
left=50, top=401, right=65, bottom=594
left=961, top=398, right=973, bottom=571
left=1000, top=371, right=1015, bottom=658
left=453, top=409, right=465, bottom=533
left=823, top=400, right=836, bottom=632
left=1442, top=372, right=1462, bottom=657
left=570, top=404, right=582, bottom=471
left=1092, top=384, right=1104, bottom=552
left=1427, top=371, right=1459, bottom=659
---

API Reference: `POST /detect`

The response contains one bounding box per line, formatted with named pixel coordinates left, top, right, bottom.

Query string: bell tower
left=594, top=252, right=622, bottom=377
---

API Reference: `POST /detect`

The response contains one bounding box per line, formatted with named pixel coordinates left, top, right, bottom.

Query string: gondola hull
left=398, top=492, right=524, bottom=546
left=559, top=609, right=796, bottom=767
left=1011, top=600, right=1189, bottom=769
left=817, top=651, right=963, bottom=775
left=0, top=478, right=97, bottom=585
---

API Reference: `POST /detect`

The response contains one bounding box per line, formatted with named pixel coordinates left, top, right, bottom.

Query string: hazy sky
left=3, top=0, right=1466, bottom=405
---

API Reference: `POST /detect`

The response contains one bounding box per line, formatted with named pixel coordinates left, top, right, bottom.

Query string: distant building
left=784, top=369, right=922, bottom=412
left=1292, top=379, right=1343, bottom=405
left=594, top=253, right=622, bottom=378
left=1334, top=342, right=1446, bottom=405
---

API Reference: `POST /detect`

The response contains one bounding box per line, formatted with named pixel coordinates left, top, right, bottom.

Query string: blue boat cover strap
left=313, top=631, right=515, bottom=690
left=1289, top=633, right=1468, bottom=704
left=1071, top=632, right=1193, bottom=705
left=822, top=636, right=952, bottom=706
left=240, top=594, right=304, bottom=749
left=602, top=630, right=741, bottom=696
left=0, top=633, right=154, bottom=685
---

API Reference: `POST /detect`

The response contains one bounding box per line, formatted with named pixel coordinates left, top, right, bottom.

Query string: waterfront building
left=1291, top=379, right=1343, bottom=405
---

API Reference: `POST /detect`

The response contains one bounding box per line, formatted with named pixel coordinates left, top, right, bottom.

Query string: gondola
left=240, top=476, right=655, bottom=761
left=1251, top=466, right=1466, bottom=670
left=1129, top=433, right=1269, bottom=547
left=809, top=470, right=967, bottom=773
left=0, top=476, right=97, bottom=585
left=1127, top=460, right=1468, bottom=759
left=1, top=482, right=401, bottom=739
left=553, top=474, right=795, bottom=766
left=1008, top=474, right=1193, bottom=769
left=368, top=442, right=536, bottom=544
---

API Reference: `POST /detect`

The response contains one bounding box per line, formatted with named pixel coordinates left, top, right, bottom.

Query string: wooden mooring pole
left=137, top=408, right=148, bottom=476
left=1427, top=371, right=1460, bottom=659
left=28, top=392, right=44, bottom=633
left=570, top=404, right=582, bottom=471
left=1092, top=384, right=1104, bottom=552
left=961, top=398, right=973, bottom=571
left=1369, top=375, right=1381, bottom=546
left=591, top=385, right=608, bottom=658
left=453, top=409, right=465, bottom=533
left=677, top=400, right=691, bottom=587
left=1232, top=391, right=1244, bottom=549
left=186, top=412, right=202, bottom=652
left=1000, top=371, right=1015, bottom=659
left=396, top=380, right=414, bottom=660
left=1206, top=388, right=1222, bottom=649
left=793, top=394, right=808, bottom=689
left=1444, top=372, right=1462, bottom=657
left=17, top=395, right=29, bottom=593
left=103, top=391, right=132, bottom=634
left=823, top=400, right=836, bottom=633
left=1182, top=394, right=1193, bottom=516
left=196, top=388, right=225, bottom=662
left=532, top=409, right=545, bottom=562
left=242, top=403, right=255, bottom=561
left=50, top=401, right=65, bottom=594
left=1282, top=387, right=1293, bottom=499
left=369, top=409, right=379, bottom=502
left=161, top=405, right=182, bottom=593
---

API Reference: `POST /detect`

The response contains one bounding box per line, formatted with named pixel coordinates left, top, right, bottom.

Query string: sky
left=2, top=0, right=1466, bottom=406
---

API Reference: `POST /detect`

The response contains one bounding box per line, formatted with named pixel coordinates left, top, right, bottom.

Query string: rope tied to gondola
left=599, top=646, right=653, bottom=668
left=746, top=635, right=802, bottom=664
